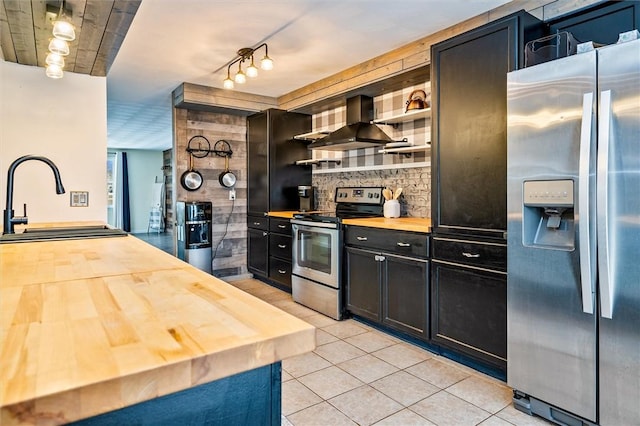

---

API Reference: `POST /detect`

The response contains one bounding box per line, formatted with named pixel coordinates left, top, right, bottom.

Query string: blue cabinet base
left=70, top=362, right=282, bottom=426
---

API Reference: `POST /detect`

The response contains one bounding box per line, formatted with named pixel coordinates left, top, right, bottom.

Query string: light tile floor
left=227, top=278, right=553, bottom=426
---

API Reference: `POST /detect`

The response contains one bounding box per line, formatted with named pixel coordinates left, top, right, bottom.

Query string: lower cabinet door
left=431, top=260, right=507, bottom=371
left=248, top=228, right=268, bottom=277
left=383, top=254, right=429, bottom=338
left=269, top=256, right=292, bottom=290
left=345, top=246, right=381, bottom=321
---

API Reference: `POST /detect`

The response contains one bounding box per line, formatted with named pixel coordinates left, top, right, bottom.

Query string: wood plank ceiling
left=0, top=0, right=140, bottom=76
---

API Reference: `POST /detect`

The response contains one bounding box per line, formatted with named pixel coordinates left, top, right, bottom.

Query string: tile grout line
left=228, top=279, right=538, bottom=426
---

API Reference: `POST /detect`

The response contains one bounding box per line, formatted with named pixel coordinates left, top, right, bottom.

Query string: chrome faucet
left=3, top=155, right=66, bottom=234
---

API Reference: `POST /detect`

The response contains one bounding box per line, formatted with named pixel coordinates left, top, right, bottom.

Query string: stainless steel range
left=291, top=186, right=384, bottom=320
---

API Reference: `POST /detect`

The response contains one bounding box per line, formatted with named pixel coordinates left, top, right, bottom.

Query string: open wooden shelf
left=372, top=108, right=431, bottom=125
left=293, top=130, right=331, bottom=141
left=378, top=143, right=431, bottom=154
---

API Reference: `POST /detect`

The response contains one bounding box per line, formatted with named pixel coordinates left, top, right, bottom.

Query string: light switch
left=70, top=191, right=89, bottom=207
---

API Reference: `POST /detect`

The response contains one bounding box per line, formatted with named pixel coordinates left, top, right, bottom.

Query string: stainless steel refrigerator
left=506, top=35, right=639, bottom=425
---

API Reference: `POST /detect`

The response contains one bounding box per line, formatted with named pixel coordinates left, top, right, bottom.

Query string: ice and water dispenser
left=176, top=201, right=212, bottom=273
left=522, top=180, right=575, bottom=250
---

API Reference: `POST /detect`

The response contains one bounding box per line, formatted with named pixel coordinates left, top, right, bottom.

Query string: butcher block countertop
left=268, top=211, right=298, bottom=219
left=268, top=212, right=432, bottom=233
left=0, top=223, right=315, bottom=425
left=341, top=217, right=432, bottom=233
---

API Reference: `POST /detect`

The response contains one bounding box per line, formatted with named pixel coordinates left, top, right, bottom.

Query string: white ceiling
left=106, top=0, right=511, bottom=151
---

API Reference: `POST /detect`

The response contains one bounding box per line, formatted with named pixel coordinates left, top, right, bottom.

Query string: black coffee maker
left=298, top=185, right=315, bottom=212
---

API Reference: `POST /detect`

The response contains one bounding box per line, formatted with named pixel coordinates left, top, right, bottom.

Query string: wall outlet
left=70, top=191, right=89, bottom=207
left=229, top=189, right=236, bottom=201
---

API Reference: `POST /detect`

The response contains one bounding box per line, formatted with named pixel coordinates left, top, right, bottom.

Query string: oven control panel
left=334, top=187, right=384, bottom=204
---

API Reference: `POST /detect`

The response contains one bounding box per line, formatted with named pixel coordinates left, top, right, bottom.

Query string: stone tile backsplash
left=313, top=167, right=431, bottom=218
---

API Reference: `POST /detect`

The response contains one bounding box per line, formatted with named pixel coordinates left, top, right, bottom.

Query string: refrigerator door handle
left=578, top=92, right=595, bottom=315
left=598, top=89, right=614, bottom=319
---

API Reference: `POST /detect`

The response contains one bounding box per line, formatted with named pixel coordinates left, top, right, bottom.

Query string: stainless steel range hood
left=307, top=96, right=393, bottom=151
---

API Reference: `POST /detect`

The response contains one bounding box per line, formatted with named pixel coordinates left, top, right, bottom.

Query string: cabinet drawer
left=269, top=217, right=292, bottom=234
left=248, top=215, right=269, bottom=231
left=431, top=261, right=506, bottom=370
left=345, top=226, right=429, bottom=258
left=269, top=233, right=292, bottom=260
left=432, top=237, right=506, bottom=271
left=269, top=257, right=291, bottom=289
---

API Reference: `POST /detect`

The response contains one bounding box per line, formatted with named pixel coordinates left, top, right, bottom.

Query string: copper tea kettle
left=405, top=89, right=430, bottom=113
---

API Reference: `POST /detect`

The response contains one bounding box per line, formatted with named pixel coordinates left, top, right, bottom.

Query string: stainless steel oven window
left=298, top=228, right=332, bottom=273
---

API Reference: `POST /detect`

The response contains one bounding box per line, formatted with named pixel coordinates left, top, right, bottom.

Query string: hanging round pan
left=181, top=153, right=203, bottom=191
left=219, top=155, right=237, bottom=188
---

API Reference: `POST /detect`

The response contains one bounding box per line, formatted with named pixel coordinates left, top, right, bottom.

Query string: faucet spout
left=3, top=155, right=66, bottom=234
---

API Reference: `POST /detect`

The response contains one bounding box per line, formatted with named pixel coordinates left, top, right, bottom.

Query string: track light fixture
left=222, top=43, right=273, bottom=90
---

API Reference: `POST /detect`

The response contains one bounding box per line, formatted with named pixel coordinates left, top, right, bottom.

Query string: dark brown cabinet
left=268, top=217, right=293, bottom=290
left=431, top=237, right=507, bottom=372
left=430, top=11, right=543, bottom=378
left=383, top=253, right=429, bottom=338
left=431, top=11, right=543, bottom=237
left=247, top=109, right=311, bottom=216
left=345, top=226, right=429, bottom=339
left=246, top=109, right=310, bottom=286
left=345, top=246, right=381, bottom=321
left=549, top=1, right=640, bottom=47
left=247, top=226, right=268, bottom=277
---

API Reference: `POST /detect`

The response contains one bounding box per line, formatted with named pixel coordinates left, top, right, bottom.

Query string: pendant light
left=51, top=0, right=75, bottom=41
left=46, top=53, right=65, bottom=68
left=46, top=64, right=64, bottom=79
left=52, top=19, right=75, bottom=41
left=45, top=1, right=75, bottom=79
left=48, top=38, right=70, bottom=56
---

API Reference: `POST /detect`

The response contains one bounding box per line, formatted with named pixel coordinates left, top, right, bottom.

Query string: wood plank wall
left=173, top=108, right=248, bottom=278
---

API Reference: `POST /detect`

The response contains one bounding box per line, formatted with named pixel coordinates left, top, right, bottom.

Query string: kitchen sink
left=0, top=225, right=128, bottom=244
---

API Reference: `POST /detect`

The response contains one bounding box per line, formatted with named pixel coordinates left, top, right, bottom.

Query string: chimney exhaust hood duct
left=307, top=95, right=393, bottom=151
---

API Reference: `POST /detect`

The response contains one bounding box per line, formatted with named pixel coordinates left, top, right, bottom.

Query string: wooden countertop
left=0, top=224, right=315, bottom=425
left=341, top=217, right=432, bottom=233
left=268, top=211, right=324, bottom=219
left=268, top=211, right=298, bottom=219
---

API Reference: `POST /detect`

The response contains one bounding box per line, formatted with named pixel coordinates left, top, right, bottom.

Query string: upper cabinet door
left=247, top=111, right=269, bottom=216
left=430, top=12, right=543, bottom=237
left=247, top=109, right=311, bottom=216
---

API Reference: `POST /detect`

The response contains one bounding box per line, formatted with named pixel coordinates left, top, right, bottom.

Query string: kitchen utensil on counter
left=405, top=89, right=430, bottom=113
left=180, top=153, right=203, bottom=191
left=383, top=188, right=393, bottom=201
left=394, top=187, right=403, bottom=199
left=383, top=199, right=400, bottom=218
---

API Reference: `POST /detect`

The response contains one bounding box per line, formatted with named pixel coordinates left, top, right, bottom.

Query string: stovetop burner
left=293, top=187, right=384, bottom=223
